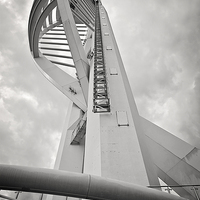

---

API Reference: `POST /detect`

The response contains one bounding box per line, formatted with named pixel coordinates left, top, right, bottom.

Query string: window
left=116, top=111, right=129, bottom=126
left=106, top=46, right=112, bottom=50
left=110, top=68, right=118, bottom=75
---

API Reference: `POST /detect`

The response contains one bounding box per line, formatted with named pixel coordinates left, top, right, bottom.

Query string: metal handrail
left=148, top=185, right=200, bottom=188
left=148, top=185, right=200, bottom=200
left=0, top=165, right=187, bottom=200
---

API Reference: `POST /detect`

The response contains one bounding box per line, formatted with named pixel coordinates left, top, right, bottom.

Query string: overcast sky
left=0, top=0, right=199, bottom=170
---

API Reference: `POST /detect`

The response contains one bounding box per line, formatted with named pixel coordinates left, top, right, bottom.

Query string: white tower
left=43, top=0, right=159, bottom=189
left=27, top=0, right=200, bottom=199
left=0, top=1, right=199, bottom=200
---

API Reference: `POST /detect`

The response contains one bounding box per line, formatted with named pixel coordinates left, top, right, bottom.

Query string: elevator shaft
left=93, top=1, right=110, bottom=113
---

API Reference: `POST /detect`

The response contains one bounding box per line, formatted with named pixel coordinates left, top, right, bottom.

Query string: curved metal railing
left=28, top=0, right=95, bottom=111
left=29, top=0, right=92, bottom=66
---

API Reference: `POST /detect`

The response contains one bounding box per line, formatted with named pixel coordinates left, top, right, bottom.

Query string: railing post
left=165, top=187, right=172, bottom=194
left=191, top=187, right=199, bottom=200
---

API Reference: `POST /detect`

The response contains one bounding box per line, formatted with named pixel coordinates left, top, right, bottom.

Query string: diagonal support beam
left=0, top=194, right=16, bottom=200
left=141, top=117, right=200, bottom=200
left=57, top=0, right=90, bottom=104
left=35, top=56, right=87, bottom=111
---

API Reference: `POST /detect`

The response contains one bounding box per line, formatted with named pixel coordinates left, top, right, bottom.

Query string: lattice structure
left=93, top=2, right=110, bottom=113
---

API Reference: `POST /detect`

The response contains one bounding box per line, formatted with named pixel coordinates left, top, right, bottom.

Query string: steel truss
left=93, top=1, right=110, bottom=113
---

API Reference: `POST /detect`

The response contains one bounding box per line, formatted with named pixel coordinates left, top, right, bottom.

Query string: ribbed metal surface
left=93, top=1, right=110, bottom=113
left=39, top=24, right=87, bottom=69
left=0, top=165, right=187, bottom=200
left=29, top=0, right=90, bottom=70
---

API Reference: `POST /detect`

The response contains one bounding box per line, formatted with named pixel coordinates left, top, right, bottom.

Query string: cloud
left=103, top=0, right=200, bottom=146
left=0, top=0, right=199, bottom=172
left=0, top=0, right=69, bottom=168
left=0, top=80, right=69, bottom=167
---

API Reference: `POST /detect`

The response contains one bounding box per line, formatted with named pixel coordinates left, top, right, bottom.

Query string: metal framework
left=93, top=1, right=110, bottom=113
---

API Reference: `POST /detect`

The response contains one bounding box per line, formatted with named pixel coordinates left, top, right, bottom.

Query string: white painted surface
left=90, top=5, right=160, bottom=186
left=51, top=103, right=85, bottom=200
left=34, top=56, right=86, bottom=111
left=106, top=46, right=112, bottom=50
left=146, top=135, right=182, bottom=173
left=57, top=0, right=90, bottom=103
left=141, top=117, right=194, bottom=159
left=143, top=118, right=200, bottom=199
left=29, top=2, right=200, bottom=200
left=109, top=67, right=118, bottom=75
left=116, top=111, right=129, bottom=126
left=184, top=148, right=200, bottom=171
left=84, top=57, right=102, bottom=176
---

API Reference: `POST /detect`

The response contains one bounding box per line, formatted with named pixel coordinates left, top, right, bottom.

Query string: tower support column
left=84, top=2, right=159, bottom=187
